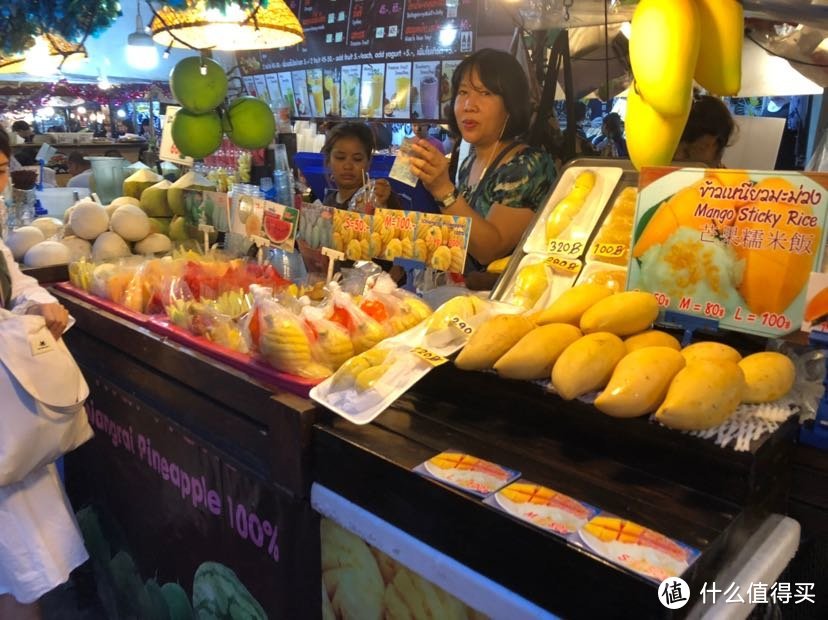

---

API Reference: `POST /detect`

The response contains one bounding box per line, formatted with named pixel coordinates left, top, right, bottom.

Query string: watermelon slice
left=263, top=211, right=294, bottom=244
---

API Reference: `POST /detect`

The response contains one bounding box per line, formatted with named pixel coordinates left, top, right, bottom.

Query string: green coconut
left=168, top=216, right=189, bottom=243
left=123, top=169, right=163, bottom=200
left=140, top=180, right=173, bottom=217
left=168, top=171, right=215, bottom=217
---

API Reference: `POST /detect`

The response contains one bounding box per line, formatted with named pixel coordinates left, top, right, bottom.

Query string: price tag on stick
left=321, top=247, right=345, bottom=283
left=249, top=234, right=271, bottom=265
left=199, top=224, right=216, bottom=255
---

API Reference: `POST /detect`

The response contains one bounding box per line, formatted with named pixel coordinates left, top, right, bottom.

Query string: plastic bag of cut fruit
left=361, top=273, right=433, bottom=336
left=300, top=304, right=355, bottom=373
left=325, top=282, right=389, bottom=354
left=246, top=285, right=330, bottom=379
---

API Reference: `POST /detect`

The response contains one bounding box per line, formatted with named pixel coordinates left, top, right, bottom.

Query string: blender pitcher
left=86, top=156, right=126, bottom=204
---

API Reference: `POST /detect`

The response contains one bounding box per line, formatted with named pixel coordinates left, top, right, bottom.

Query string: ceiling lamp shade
left=127, top=2, right=159, bottom=70
left=0, top=34, right=87, bottom=75
left=149, top=1, right=304, bottom=51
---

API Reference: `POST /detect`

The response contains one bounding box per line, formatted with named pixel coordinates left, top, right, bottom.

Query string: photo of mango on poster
left=416, top=213, right=472, bottom=273
left=628, top=168, right=828, bottom=336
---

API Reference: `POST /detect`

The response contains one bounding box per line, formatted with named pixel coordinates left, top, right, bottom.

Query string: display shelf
left=415, top=365, right=796, bottom=512
left=314, top=402, right=764, bottom=619
left=54, top=287, right=318, bottom=498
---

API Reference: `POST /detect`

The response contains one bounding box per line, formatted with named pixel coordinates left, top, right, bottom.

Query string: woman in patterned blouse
left=409, top=49, right=556, bottom=272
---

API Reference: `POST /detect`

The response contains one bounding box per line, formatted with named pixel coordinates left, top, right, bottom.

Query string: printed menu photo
left=371, top=208, right=420, bottom=261
left=340, top=65, right=362, bottom=118
left=323, top=67, right=341, bottom=117
left=414, top=450, right=520, bottom=498
left=440, top=60, right=461, bottom=120
left=384, top=62, right=412, bottom=119
left=264, top=74, right=282, bottom=105
left=360, top=64, right=385, bottom=119
left=291, top=70, right=311, bottom=117
left=278, top=72, right=298, bottom=117
left=416, top=212, right=472, bottom=273
left=412, top=61, right=440, bottom=120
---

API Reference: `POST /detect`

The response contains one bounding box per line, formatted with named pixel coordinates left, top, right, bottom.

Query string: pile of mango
left=453, top=284, right=795, bottom=431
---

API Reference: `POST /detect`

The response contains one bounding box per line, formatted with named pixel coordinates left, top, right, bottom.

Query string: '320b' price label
left=546, top=238, right=584, bottom=258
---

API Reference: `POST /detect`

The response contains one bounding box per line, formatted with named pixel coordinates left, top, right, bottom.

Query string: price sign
left=547, top=238, right=584, bottom=258
left=544, top=256, right=582, bottom=277
left=591, top=243, right=627, bottom=260
left=411, top=347, right=448, bottom=367
left=448, top=315, right=474, bottom=337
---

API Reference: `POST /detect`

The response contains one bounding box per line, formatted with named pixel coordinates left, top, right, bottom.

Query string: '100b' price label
left=591, top=243, right=626, bottom=260
left=544, top=256, right=581, bottom=277
left=547, top=238, right=584, bottom=257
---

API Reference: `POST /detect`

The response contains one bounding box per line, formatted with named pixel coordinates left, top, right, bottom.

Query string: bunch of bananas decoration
left=626, top=0, right=743, bottom=170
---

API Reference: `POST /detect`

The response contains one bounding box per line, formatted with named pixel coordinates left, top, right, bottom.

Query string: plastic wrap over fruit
left=767, top=339, right=825, bottom=420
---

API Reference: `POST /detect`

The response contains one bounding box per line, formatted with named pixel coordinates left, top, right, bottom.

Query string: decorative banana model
left=626, top=0, right=743, bottom=169
left=545, top=170, right=596, bottom=241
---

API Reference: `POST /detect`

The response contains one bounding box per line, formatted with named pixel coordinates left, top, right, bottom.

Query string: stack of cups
left=272, top=144, right=293, bottom=206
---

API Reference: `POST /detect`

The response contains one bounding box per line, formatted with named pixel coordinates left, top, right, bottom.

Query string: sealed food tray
left=523, top=166, right=623, bottom=256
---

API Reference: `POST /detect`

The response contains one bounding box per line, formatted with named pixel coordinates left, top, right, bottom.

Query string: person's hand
left=409, top=138, right=453, bottom=199
left=27, top=302, right=70, bottom=340
left=373, top=178, right=392, bottom=207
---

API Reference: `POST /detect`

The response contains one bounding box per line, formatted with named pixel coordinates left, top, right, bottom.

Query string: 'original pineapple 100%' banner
left=628, top=167, right=828, bottom=337
left=66, top=374, right=319, bottom=618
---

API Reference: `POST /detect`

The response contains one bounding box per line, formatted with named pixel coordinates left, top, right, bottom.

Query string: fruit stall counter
left=13, top=141, right=144, bottom=163
left=53, top=288, right=323, bottom=618
left=312, top=357, right=802, bottom=619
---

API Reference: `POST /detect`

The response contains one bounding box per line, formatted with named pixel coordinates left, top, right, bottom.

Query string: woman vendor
left=409, top=48, right=556, bottom=275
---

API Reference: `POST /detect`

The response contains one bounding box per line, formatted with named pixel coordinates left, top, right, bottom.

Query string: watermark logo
left=658, top=577, right=690, bottom=609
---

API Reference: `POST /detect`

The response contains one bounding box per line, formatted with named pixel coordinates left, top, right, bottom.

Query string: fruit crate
left=313, top=395, right=764, bottom=619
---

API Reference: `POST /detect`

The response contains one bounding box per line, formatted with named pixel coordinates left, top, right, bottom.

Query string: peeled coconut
left=60, top=236, right=93, bottom=261
left=5, top=226, right=46, bottom=260
left=140, top=180, right=172, bottom=217
left=110, top=204, right=151, bottom=241
left=105, top=196, right=140, bottom=218
left=135, top=233, right=172, bottom=255
left=29, top=216, right=63, bottom=239
left=92, top=231, right=131, bottom=262
left=23, top=241, right=72, bottom=267
left=123, top=169, right=162, bottom=200
left=69, top=201, right=110, bottom=240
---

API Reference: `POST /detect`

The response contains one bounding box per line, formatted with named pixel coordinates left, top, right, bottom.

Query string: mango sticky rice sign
left=628, top=167, right=828, bottom=337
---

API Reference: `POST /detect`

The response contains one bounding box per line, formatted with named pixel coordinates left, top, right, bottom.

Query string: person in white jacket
left=0, top=128, right=88, bottom=619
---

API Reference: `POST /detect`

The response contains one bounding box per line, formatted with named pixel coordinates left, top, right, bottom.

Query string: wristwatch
left=439, top=187, right=459, bottom=210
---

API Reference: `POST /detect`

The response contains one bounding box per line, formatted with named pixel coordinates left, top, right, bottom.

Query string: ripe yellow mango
left=735, top=177, right=815, bottom=316
left=739, top=352, right=796, bottom=404
left=494, top=323, right=582, bottom=381
left=629, top=0, right=700, bottom=118
left=580, top=291, right=659, bottom=337
left=426, top=295, right=487, bottom=333
left=681, top=341, right=741, bottom=364
left=624, top=330, right=681, bottom=354
left=626, top=82, right=689, bottom=172
left=532, top=284, right=613, bottom=326
left=594, top=347, right=686, bottom=417
left=694, top=0, right=743, bottom=96
left=455, top=314, right=535, bottom=371
left=551, top=332, right=626, bottom=400
left=656, top=360, right=745, bottom=430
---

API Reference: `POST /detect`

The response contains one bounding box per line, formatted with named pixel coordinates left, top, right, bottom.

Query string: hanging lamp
left=0, top=34, right=87, bottom=75
left=149, top=0, right=304, bottom=51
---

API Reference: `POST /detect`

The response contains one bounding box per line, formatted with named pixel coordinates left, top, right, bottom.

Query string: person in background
left=138, top=118, right=151, bottom=137
left=0, top=127, right=88, bottom=620
left=592, top=112, right=628, bottom=158
left=320, top=122, right=398, bottom=211
left=66, top=152, right=92, bottom=188
left=673, top=95, right=736, bottom=168
left=11, top=120, right=34, bottom=144
left=368, top=121, right=392, bottom=151
left=409, top=48, right=556, bottom=276
left=413, top=122, right=445, bottom=154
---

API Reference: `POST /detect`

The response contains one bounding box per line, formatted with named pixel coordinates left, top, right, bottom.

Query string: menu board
left=237, top=0, right=478, bottom=120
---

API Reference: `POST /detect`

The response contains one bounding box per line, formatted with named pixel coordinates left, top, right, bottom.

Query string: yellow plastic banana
left=694, top=0, right=743, bottom=96
left=626, top=81, right=689, bottom=171
left=629, top=0, right=700, bottom=118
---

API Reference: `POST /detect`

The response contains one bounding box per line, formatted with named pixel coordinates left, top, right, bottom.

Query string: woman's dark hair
left=680, top=95, right=736, bottom=156
left=446, top=49, right=532, bottom=141
left=0, top=128, right=9, bottom=158
left=321, top=121, right=375, bottom=163
left=11, top=120, right=30, bottom=132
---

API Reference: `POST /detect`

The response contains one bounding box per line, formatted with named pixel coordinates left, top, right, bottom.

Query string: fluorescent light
left=127, top=3, right=159, bottom=70
left=439, top=22, right=458, bottom=47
